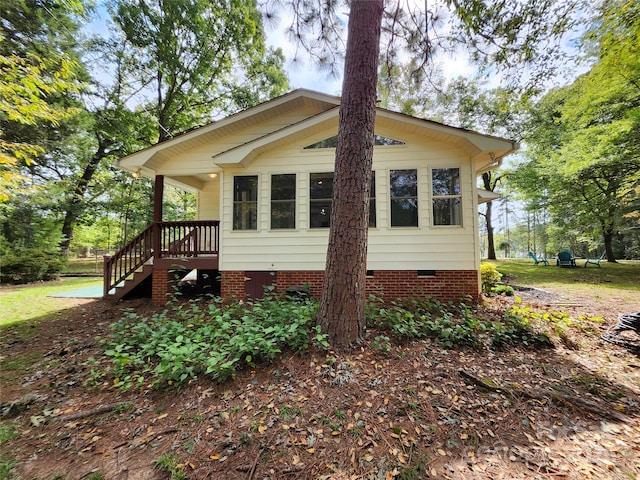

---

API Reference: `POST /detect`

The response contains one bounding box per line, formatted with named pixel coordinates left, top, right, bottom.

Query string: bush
left=0, top=249, right=65, bottom=284
left=480, top=263, right=503, bottom=294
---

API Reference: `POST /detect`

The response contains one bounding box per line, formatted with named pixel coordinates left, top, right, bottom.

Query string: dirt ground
left=1, top=285, right=639, bottom=480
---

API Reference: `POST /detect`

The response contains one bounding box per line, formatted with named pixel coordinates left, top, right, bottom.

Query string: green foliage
left=0, top=248, right=65, bottom=284
left=513, top=0, right=640, bottom=259
left=366, top=296, right=552, bottom=350
left=0, top=423, right=19, bottom=443
left=154, top=454, right=188, bottom=480
left=0, top=423, right=19, bottom=480
left=480, top=263, right=503, bottom=294
left=493, top=284, right=515, bottom=296
left=102, top=295, right=326, bottom=388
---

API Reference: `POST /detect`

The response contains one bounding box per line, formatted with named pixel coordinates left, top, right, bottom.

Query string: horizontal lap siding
left=219, top=131, right=479, bottom=272
left=197, top=183, right=220, bottom=220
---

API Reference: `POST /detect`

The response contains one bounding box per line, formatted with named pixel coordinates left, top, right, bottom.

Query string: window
left=233, top=175, right=258, bottom=230
left=303, top=135, right=404, bottom=149
left=390, top=169, right=418, bottom=227
left=309, top=172, right=333, bottom=228
left=309, top=172, right=377, bottom=228
left=432, top=168, right=461, bottom=226
left=368, top=171, right=376, bottom=228
left=271, top=174, right=296, bottom=229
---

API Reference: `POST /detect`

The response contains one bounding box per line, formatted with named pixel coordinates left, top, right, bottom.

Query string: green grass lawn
left=490, top=258, right=640, bottom=293
left=62, top=257, right=105, bottom=274
left=0, top=277, right=102, bottom=327
left=2, top=259, right=637, bottom=329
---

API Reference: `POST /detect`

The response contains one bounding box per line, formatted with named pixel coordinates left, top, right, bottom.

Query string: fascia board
left=212, top=107, right=340, bottom=167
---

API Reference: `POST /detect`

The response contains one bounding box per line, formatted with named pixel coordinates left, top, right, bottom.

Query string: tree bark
left=482, top=172, right=497, bottom=260
left=59, top=142, right=109, bottom=253
left=317, top=0, right=384, bottom=350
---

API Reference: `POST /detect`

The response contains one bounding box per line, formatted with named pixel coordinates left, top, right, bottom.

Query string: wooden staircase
left=103, top=221, right=220, bottom=301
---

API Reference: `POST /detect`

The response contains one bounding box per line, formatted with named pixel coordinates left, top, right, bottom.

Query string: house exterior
left=107, top=89, right=515, bottom=304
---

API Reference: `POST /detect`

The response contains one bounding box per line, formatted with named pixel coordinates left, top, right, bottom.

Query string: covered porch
left=103, top=174, right=221, bottom=302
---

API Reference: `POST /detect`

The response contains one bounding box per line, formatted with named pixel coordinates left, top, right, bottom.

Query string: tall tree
left=0, top=0, right=86, bottom=203
left=317, top=0, right=383, bottom=348
left=515, top=0, right=640, bottom=261
left=110, top=0, right=289, bottom=141
left=58, top=0, right=290, bottom=252
left=275, top=0, right=590, bottom=350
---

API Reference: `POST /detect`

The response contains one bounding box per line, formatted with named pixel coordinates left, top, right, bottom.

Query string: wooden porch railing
left=104, top=220, right=220, bottom=298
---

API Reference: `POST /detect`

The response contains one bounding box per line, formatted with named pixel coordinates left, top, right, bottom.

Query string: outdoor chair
left=584, top=251, right=606, bottom=268
left=528, top=252, right=549, bottom=266
left=556, top=250, right=576, bottom=267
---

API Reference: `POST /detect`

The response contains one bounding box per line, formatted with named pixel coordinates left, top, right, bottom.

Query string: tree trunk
left=317, top=0, right=384, bottom=351
left=482, top=172, right=497, bottom=260
left=59, top=142, right=108, bottom=253
left=603, top=229, right=617, bottom=263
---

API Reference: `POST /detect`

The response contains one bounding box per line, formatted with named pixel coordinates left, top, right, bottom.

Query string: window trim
left=270, top=173, right=297, bottom=230
left=232, top=174, right=259, bottom=231
left=389, top=168, right=419, bottom=228
left=430, top=166, right=463, bottom=227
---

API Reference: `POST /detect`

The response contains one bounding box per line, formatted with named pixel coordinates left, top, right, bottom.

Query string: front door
left=244, top=271, right=276, bottom=298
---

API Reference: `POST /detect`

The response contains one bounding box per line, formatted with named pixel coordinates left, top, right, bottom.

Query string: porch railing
left=104, top=220, right=220, bottom=298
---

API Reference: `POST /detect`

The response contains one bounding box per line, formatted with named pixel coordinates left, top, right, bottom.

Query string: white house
left=106, top=89, right=515, bottom=303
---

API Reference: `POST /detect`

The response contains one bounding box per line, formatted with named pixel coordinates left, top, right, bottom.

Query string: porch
left=103, top=220, right=220, bottom=301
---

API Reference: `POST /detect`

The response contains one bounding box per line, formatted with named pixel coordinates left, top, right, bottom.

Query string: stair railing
left=103, top=221, right=220, bottom=298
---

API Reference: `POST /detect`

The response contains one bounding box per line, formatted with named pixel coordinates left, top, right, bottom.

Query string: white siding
left=218, top=128, right=480, bottom=272
left=197, top=181, right=220, bottom=220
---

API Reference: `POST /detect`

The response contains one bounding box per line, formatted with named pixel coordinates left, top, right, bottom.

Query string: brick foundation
left=151, top=269, right=171, bottom=304
left=219, top=270, right=479, bottom=303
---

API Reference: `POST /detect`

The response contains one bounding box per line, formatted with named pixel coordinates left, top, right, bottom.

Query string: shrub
left=480, top=263, right=503, bottom=295
left=493, top=284, right=515, bottom=296
left=0, top=249, right=65, bottom=284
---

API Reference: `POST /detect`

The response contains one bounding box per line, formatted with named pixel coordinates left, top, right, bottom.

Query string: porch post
left=153, top=175, right=164, bottom=260
left=154, top=175, right=164, bottom=222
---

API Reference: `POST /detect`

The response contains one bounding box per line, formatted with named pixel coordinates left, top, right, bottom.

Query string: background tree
left=110, top=0, right=289, bottom=142
left=0, top=0, right=86, bottom=186
left=1, top=0, right=88, bottom=261
left=514, top=0, right=640, bottom=261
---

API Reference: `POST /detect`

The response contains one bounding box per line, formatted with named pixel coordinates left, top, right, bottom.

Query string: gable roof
left=118, top=88, right=516, bottom=186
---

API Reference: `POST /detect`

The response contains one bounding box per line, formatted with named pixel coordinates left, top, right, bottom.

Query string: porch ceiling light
left=131, top=169, right=141, bottom=179
left=208, top=173, right=218, bottom=179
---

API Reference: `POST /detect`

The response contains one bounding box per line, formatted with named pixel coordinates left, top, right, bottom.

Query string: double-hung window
left=390, top=169, right=418, bottom=227
left=271, top=174, right=296, bottom=229
left=432, top=168, right=462, bottom=226
left=233, top=175, right=258, bottom=230
left=309, top=172, right=377, bottom=228
left=309, top=173, right=333, bottom=228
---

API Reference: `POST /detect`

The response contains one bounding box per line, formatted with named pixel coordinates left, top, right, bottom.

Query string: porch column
left=153, top=175, right=164, bottom=262
left=154, top=175, right=164, bottom=222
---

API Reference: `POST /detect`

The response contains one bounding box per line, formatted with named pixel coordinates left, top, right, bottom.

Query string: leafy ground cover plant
left=366, top=296, right=552, bottom=350
left=103, top=294, right=327, bottom=389
left=102, top=293, right=555, bottom=390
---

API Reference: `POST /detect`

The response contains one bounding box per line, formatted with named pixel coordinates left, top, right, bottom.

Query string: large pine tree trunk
left=317, top=0, right=384, bottom=350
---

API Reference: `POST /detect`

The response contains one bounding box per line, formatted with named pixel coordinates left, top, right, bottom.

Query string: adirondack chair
left=528, top=252, right=549, bottom=266
left=584, top=251, right=606, bottom=268
left=556, top=250, right=576, bottom=267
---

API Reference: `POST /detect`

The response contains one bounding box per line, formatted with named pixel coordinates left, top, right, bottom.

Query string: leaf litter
left=0, top=293, right=639, bottom=479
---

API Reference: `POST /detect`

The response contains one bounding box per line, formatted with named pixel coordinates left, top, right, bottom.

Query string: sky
left=84, top=2, right=480, bottom=98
